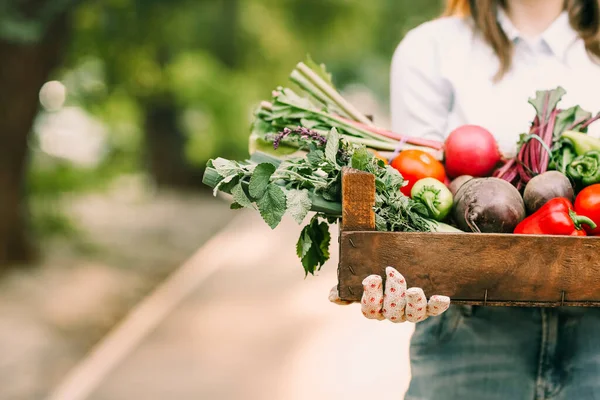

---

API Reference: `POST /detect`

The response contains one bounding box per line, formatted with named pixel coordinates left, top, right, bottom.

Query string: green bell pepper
left=567, top=150, right=600, bottom=187
left=561, top=130, right=600, bottom=156
left=411, top=177, right=453, bottom=221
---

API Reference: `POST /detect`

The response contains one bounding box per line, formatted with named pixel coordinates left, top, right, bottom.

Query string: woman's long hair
left=445, top=0, right=600, bottom=78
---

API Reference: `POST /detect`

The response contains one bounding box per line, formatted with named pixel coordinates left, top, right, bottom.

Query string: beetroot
left=444, top=125, right=501, bottom=178
left=453, top=177, right=526, bottom=233
left=522, top=171, right=574, bottom=214
left=448, top=175, right=473, bottom=197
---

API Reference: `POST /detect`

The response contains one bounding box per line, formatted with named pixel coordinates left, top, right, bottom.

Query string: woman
left=332, top=0, right=600, bottom=399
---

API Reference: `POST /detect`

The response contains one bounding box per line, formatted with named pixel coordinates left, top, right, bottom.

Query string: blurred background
left=0, top=1, right=443, bottom=399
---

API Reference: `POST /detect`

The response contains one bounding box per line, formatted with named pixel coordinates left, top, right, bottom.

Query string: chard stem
left=290, top=70, right=350, bottom=118
left=296, top=62, right=375, bottom=127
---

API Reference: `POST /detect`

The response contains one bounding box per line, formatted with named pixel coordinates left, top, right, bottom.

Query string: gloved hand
left=329, top=266, right=450, bottom=323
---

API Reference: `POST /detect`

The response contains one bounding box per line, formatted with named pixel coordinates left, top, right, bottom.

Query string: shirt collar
left=497, top=8, right=520, bottom=42
left=497, top=8, right=578, bottom=61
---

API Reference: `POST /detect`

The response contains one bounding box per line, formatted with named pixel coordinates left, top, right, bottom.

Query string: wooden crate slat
left=340, top=167, right=376, bottom=231
left=338, top=231, right=600, bottom=306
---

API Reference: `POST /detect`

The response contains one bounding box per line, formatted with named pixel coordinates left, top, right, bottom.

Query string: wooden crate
left=337, top=168, right=600, bottom=307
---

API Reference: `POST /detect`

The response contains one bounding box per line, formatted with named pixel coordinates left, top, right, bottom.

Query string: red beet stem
left=580, top=113, right=600, bottom=130
left=539, top=111, right=557, bottom=173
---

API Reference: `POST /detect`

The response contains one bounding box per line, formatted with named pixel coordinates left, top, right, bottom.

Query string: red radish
left=444, top=125, right=501, bottom=178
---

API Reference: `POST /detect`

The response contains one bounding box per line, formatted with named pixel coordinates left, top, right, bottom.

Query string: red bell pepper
left=514, top=198, right=596, bottom=236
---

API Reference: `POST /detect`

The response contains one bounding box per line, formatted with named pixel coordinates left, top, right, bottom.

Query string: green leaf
left=213, top=173, right=240, bottom=196
left=554, top=106, right=592, bottom=139
left=383, top=165, right=404, bottom=189
left=256, top=184, right=287, bottom=229
left=528, top=87, right=566, bottom=120
left=325, top=128, right=340, bottom=164
left=322, top=180, right=340, bottom=202
left=212, top=158, right=241, bottom=177
left=375, top=214, right=388, bottom=231
left=296, top=229, right=312, bottom=259
left=232, top=184, right=253, bottom=209
left=286, top=189, right=312, bottom=224
left=249, top=163, right=276, bottom=199
left=351, top=146, right=371, bottom=171
left=230, top=202, right=243, bottom=210
left=296, top=216, right=331, bottom=275
left=307, top=149, right=325, bottom=166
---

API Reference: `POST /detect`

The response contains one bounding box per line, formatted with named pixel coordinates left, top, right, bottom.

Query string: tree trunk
left=0, top=15, right=69, bottom=268
left=143, top=97, right=204, bottom=189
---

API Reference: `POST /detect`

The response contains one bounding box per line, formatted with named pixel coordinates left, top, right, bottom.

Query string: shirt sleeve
left=390, top=25, right=454, bottom=141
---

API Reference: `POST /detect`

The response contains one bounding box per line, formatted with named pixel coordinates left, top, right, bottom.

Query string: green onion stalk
left=249, top=59, right=444, bottom=160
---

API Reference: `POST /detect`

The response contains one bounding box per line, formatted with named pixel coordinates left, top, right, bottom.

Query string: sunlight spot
left=39, top=80, right=67, bottom=111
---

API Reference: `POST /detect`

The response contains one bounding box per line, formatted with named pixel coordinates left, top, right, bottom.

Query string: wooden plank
left=340, top=167, right=375, bottom=231
left=338, top=231, right=600, bottom=306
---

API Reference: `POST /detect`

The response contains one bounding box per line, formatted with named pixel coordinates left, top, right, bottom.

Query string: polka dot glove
left=329, top=266, right=450, bottom=323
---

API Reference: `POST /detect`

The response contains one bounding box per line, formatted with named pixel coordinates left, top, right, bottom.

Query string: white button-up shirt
left=390, top=11, right=600, bottom=157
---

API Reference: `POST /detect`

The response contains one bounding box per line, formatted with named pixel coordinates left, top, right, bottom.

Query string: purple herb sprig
left=273, top=127, right=327, bottom=150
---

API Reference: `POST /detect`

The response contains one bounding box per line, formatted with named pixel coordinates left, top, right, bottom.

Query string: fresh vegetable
left=495, top=88, right=600, bottom=189
left=574, top=184, right=600, bottom=235
left=425, top=220, right=463, bottom=233
left=253, top=56, right=443, bottom=156
left=550, top=139, right=577, bottom=175
left=204, top=128, right=439, bottom=275
left=522, top=171, right=574, bottom=214
left=567, top=150, right=600, bottom=187
left=452, top=177, right=526, bottom=233
left=514, top=198, right=596, bottom=236
left=562, top=130, right=600, bottom=156
left=390, top=150, right=446, bottom=196
left=444, top=125, right=501, bottom=178
left=448, top=175, right=473, bottom=197
left=411, top=178, right=453, bottom=221
left=571, top=229, right=588, bottom=236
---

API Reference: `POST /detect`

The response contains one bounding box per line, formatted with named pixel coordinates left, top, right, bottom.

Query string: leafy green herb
left=231, top=184, right=253, bottom=209
left=286, top=189, right=312, bottom=224
left=212, top=158, right=242, bottom=177
left=204, top=128, right=436, bottom=275
left=214, top=173, right=240, bottom=196
left=296, top=215, right=331, bottom=276
left=351, top=146, right=370, bottom=170
left=325, top=128, right=340, bottom=164
left=249, top=163, right=276, bottom=199
left=256, top=184, right=287, bottom=228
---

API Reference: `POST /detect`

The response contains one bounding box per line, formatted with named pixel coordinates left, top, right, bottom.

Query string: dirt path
left=0, top=189, right=234, bottom=400
left=73, top=212, right=414, bottom=400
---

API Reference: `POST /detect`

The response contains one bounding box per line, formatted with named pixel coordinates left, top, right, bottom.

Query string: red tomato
left=390, top=150, right=446, bottom=196
left=571, top=229, right=587, bottom=236
left=574, top=184, right=600, bottom=235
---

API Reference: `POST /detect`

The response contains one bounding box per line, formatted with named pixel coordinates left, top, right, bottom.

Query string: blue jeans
left=406, top=305, right=600, bottom=400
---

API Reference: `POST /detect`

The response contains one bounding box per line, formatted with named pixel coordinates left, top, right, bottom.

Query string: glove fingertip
left=362, top=274, right=382, bottom=287
left=385, top=266, right=406, bottom=286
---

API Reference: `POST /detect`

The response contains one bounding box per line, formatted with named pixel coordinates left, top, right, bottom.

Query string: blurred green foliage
left=26, top=0, right=442, bottom=236
left=61, top=0, right=441, bottom=167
